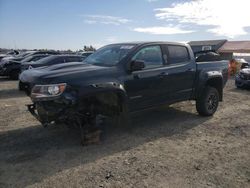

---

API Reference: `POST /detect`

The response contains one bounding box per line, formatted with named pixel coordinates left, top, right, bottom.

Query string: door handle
left=133, top=74, right=140, bottom=79
left=186, top=68, right=195, bottom=72
left=159, top=72, right=168, bottom=78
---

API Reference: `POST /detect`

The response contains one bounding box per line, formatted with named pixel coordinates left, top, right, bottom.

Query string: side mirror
left=130, top=60, right=145, bottom=71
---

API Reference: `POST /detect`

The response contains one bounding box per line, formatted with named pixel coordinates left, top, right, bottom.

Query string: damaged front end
left=27, top=83, right=78, bottom=126
left=27, top=82, right=125, bottom=144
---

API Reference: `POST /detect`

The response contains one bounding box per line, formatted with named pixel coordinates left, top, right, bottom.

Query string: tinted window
left=31, top=56, right=45, bottom=61
left=132, top=46, right=163, bottom=69
left=49, top=57, right=65, bottom=65
left=33, top=56, right=56, bottom=64
left=168, top=45, right=190, bottom=64
left=65, top=56, right=83, bottom=62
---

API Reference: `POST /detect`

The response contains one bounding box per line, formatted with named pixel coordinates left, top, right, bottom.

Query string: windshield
left=84, top=44, right=135, bottom=66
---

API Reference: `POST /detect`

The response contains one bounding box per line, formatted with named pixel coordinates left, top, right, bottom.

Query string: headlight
left=31, top=83, right=67, bottom=98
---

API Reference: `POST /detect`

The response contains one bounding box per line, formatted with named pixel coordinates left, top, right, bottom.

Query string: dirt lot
left=0, top=77, right=249, bottom=188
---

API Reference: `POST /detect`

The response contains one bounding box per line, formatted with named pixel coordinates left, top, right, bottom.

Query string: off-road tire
left=196, top=86, right=219, bottom=116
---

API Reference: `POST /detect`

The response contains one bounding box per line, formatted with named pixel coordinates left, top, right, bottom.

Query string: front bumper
left=27, top=92, right=77, bottom=125
left=27, top=101, right=73, bottom=125
left=235, top=75, right=250, bottom=88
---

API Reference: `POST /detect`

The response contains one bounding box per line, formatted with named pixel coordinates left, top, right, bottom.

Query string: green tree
left=83, top=45, right=96, bottom=51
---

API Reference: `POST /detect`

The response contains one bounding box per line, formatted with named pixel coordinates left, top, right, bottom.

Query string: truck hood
left=38, top=62, right=86, bottom=70
left=19, top=62, right=117, bottom=85
left=21, top=61, right=84, bottom=69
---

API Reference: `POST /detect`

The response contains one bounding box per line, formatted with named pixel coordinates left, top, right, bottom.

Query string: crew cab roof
left=52, top=54, right=83, bottom=57
left=108, top=41, right=188, bottom=47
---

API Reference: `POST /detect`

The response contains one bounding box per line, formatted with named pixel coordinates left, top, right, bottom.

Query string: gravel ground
left=0, top=77, right=249, bottom=188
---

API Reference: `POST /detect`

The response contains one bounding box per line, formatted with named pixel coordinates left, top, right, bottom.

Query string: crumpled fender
left=79, top=81, right=130, bottom=114
left=77, top=81, right=128, bottom=102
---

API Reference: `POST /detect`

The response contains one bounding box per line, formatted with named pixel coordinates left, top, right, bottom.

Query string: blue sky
left=0, top=0, right=250, bottom=50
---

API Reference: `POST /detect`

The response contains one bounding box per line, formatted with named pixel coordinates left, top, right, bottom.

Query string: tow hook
left=26, top=104, right=40, bottom=120
left=26, top=104, right=49, bottom=127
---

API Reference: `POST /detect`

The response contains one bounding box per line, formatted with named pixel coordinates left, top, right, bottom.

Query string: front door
left=124, top=45, right=166, bottom=112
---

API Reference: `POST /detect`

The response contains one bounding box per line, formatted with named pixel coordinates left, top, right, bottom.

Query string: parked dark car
left=21, top=54, right=85, bottom=71
left=0, top=51, right=60, bottom=78
left=0, top=54, right=7, bottom=62
left=19, top=55, right=85, bottom=90
left=0, top=50, right=19, bottom=61
left=0, top=51, right=29, bottom=64
left=0, top=50, right=20, bottom=61
left=235, top=68, right=250, bottom=89
left=20, top=42, right=228, bottom=144
left=0, top=54, right=50, bottom=79
left=0, top=50, right=59, bottom=66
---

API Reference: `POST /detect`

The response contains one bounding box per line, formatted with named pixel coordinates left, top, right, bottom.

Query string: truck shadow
left=0, top=105, right=210, bottom=187
left=0, top=76, right=11, bottom=82
left=0, top=88, right=26, bottom=99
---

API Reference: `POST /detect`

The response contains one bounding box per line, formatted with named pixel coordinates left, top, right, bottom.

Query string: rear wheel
left=196, top=86, right=219, bottom=116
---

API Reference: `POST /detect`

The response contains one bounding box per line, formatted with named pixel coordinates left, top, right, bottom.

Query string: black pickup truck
left=21, top=42, right=228, bottom=143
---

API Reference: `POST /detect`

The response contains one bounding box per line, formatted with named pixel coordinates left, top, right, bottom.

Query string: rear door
left=161, top=45, right=196, bottom=102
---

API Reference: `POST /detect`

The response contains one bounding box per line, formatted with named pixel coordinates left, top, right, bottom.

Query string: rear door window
left=32, top=56, right=44, bottom=61
left=48, top=57, right=65, bottom=65
left=168, top=45, right=190, bottom=64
